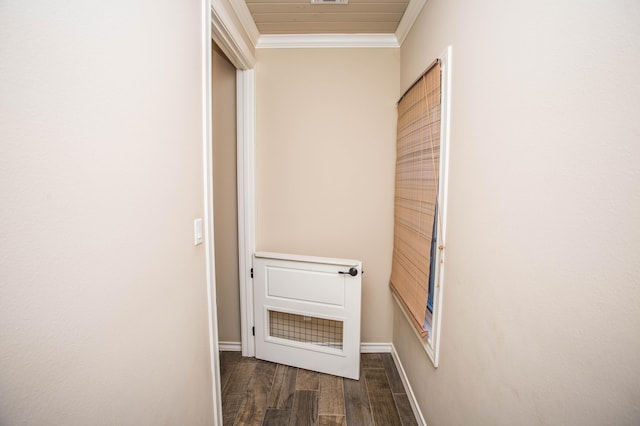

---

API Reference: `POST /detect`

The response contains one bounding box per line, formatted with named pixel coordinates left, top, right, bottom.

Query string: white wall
left=255, top=48, right=400, bottom=343
left=396, top=0, right=640, bottom=424
left=0, top=1, right=216, bottom=424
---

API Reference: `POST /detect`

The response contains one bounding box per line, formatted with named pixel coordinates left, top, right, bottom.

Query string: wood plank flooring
left=220, top=352, right=418, bottom=426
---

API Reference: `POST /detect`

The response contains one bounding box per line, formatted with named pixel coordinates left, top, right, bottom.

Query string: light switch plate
left=194, top=218, right=203, bottom=246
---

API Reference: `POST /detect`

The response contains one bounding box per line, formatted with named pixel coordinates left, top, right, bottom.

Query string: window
left=390, top=47, right=451, bottom=367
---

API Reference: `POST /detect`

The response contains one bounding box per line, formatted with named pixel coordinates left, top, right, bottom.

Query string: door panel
left=253, top=252, right=362, bottom=379
left=266, top=267, right=345, bottom=306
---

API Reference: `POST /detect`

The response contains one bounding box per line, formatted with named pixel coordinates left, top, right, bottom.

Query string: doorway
left=212, top=42, right=242, bottom=350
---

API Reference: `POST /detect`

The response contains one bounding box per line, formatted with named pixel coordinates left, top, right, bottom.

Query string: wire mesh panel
left=268, top=310, right=344, bottom=350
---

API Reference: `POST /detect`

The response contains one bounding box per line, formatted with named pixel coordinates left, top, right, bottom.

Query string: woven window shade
left=390, top=61, right=441, bottom=338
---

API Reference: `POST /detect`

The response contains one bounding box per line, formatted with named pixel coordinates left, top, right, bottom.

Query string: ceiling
left=244, top=0, right=411, bottom=35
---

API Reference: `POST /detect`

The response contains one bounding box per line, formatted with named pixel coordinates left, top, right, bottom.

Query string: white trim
left=211, top=0, right=255, bottom=69
left=220, top=343, right=396, bottom=355
left=237, top=69, right=256, bottom=357
left=391, top=344, right=428, bottom=426
left=429, top=45, right=452, bottom=368
left=202, top=1, right=222, bottom=424
left=228, top=0, right=260, bottom=47
left=395, top=0, right=427, bottom=46
left=257, top=33, right=399, bottom=49
left=219, top=341, right=243, bottom=351
left=359, top=343, right=393, bottom=353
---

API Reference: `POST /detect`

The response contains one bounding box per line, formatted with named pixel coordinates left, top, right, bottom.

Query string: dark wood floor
left=220, top=351, right=418, bottom=426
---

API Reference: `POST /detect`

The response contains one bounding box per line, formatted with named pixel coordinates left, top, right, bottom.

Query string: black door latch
left=338, top=267, right=358, bottom=277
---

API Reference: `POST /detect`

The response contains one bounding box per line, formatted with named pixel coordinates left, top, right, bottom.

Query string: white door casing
left=253, top=252, right=362, bottom=380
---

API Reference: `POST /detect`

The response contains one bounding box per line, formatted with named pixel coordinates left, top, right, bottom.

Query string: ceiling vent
left=310, top=0, right=348, bottom=4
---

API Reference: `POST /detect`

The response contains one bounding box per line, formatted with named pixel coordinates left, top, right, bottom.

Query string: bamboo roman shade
left=390, top=61, right=441, bottom=338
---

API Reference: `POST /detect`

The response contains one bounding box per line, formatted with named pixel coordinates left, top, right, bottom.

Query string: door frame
left=236, top=70, right=256, bottom=357
left=203, top=1, right=221, bottom=424
left=210, top=0, right=257, bottom=359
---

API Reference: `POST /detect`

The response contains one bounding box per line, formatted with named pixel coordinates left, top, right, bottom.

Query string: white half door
left=253, top=252, right=362, bottom=380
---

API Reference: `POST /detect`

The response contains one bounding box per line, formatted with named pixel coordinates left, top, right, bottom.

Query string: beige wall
left=0, top=1, right=215, bottom=424
left=396, top=1, right=640, bottom=425
left=255, top=48, right=400, bottom=342
left=212, top=45, right=241, bottom=343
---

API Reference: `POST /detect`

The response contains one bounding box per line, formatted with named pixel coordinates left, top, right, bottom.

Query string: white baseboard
left=218, top=341, right=393, bottom=353
left=359, top=342, right=393, bottom=353
left=390, top=344, right=427, bottom=426
left=218, top=341, right=242, bottom=351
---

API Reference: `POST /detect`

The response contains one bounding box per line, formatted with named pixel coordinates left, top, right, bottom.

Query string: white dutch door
left=253, top=252, right=362, bottom=380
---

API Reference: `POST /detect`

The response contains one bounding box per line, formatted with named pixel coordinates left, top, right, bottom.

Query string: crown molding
left=257, top=33, right=399, bottom=49
left=395, top=0, right=427, bottom=45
